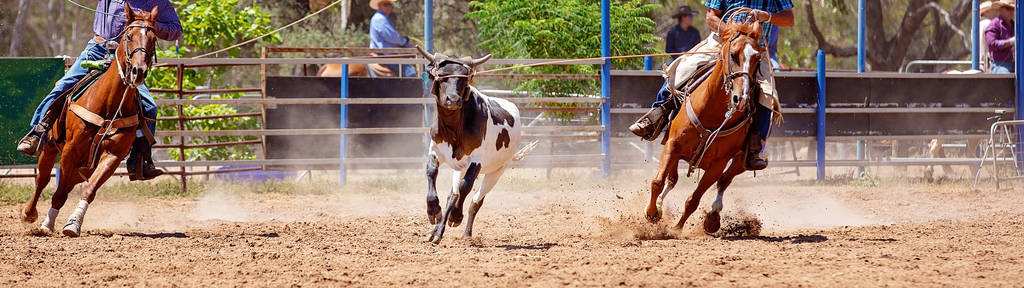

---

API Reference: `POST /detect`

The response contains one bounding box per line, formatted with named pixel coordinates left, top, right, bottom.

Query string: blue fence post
left=972, top=0, right=980, bottom=70
left=339, top=64, right=349, bottom=186
left=600, top=0, right=612, bottom=177
left=643, top=56, right=653, bottom=71
left=816, top=50, right=827, bottom=181
left=1015, top=2, right=1024, bottom=166
left=424, top=0, right=434, bottom=52
left=856, top=0, right=866, bottom=174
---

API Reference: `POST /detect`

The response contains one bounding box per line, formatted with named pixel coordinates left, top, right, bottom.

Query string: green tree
left=146, top=0, right=279, bottom=161
left=469, top=0, right=658, bottom=101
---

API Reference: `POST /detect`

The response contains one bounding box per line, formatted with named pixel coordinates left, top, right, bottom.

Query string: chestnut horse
left=22, top=5, right=159, bottom=237
left=644, top=20, right=767, bottom=234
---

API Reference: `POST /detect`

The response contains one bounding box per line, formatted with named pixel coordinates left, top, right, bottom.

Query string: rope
left=192, top=0, right=346, bottom=59
left=474, top=51, right=718, bottom=75
left=65, top=0, right=124, bottom=19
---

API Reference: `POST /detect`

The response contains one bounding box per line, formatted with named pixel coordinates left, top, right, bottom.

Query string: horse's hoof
left=22, top=208, right=37, bottom=223
left=703, top=210, right=721, bottom=234
left=645, top=206, right=662, bottom=223
left=62, top=219, right=82, bottom=238
left=39, top=224, right=54, bottom=234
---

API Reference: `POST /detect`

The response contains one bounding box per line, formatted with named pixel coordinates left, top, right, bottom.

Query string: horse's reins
left=684, top=8, right=767, bottom=176
left=87, top=20, right=156, bottom=170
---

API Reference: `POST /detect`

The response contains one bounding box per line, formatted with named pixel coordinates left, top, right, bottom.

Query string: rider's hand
left=752, top=10, right=771, bottom=22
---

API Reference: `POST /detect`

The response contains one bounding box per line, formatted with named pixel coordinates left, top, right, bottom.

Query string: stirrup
left=16, top=132, right=46, bottom=157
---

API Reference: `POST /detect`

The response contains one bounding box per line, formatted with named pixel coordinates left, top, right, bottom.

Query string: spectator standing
left=665, top=6, right=702, bottom=61
left=985, top=0, right=1016, bottom=74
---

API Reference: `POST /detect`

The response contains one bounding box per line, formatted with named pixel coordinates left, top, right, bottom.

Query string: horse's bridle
left=114, top=22, right=157, bottom=87
left=719, top=30, right=760, bottom=117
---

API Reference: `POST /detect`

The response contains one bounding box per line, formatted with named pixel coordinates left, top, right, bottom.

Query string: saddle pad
left=70, top=68, right=105, bottom=102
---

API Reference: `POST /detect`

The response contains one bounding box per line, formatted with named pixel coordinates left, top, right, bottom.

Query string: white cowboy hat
left=993, top=0, right=1015, bottom=9
left=981, top=1, right=996, bottom=14
left=370, top=0, right=395, bottom=10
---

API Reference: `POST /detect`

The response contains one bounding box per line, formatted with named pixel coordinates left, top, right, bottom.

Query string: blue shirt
left=665, top=25, right=701, bottom=60
left=93, top=0, right=182, bottom=42
left=704, top=0, right=793, bottom=44
left=369, top=11, right=410, bottom=50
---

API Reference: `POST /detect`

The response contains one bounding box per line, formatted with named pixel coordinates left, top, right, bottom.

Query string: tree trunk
left=807, top=0, right=974, bottom=71
left=9, top=0, right=32, bottom=56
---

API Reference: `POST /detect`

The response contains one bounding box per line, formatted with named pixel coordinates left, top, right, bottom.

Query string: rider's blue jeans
left=31, top=40, right=158, bottom=166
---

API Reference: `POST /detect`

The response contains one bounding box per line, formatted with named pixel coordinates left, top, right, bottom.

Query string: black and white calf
left=416, top=46, right=538, bottom=244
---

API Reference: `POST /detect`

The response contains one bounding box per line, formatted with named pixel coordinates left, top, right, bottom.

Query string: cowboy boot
left=745, top=132, right=768, bottom=170
left=16, top=124, right=49, bottom=157
left=629, top=106, right=669, bottom=141
left=127, top=138, right=164, bottom=181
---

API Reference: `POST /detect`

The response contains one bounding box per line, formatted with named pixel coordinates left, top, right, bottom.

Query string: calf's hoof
left=427, top=200, right=441, bottom=225
left=447, top=209, right=463, bottom=227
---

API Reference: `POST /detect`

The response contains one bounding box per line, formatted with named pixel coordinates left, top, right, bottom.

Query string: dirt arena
left=1, top=169, right=1022, bottom=286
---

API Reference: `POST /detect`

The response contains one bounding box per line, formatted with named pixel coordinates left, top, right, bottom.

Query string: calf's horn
left=415, top=45, right=435, bottom=63
left=469, top=54, right=492, bottom=68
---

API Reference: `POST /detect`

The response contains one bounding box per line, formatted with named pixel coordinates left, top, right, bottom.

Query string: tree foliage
left=468, top=0, right=659, bottom=102
left=146, top=0, right=279, bottom=161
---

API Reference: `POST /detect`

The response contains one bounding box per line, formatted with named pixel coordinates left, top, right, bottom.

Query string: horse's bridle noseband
left=115, top=22, right=157, bottom=87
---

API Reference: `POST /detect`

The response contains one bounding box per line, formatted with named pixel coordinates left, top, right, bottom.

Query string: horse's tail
left=513, top=140, right=540, bottom=161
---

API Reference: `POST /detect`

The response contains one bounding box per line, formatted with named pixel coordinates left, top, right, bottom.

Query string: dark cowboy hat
left=672, top=5, right=698, bottom=19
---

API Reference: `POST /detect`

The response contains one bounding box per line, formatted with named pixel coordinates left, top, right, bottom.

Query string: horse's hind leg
left=646, top=142, right=681, bottom=222
left=703, top=157, right=746, bottom=234
left=464, top=166, right=506, bottom=238
left=674, top=160, right=727, bottom=230
left=62, top=151, right=122, bottom=237
left=23, top=145, right=59, bottom=223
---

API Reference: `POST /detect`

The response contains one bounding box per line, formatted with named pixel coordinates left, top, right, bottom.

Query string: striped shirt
left=704, top=0, right=793, bottom=45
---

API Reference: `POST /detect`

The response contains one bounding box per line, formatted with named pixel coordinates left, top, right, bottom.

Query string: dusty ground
left=1, top=169, right=1022, bottom=287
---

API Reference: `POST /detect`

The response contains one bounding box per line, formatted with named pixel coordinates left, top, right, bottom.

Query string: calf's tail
left=513, top=140, right=540, bottom=161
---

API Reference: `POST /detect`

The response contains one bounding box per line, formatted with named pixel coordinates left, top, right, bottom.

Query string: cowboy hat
left=993, top=0, right=1015, bottom=9
left=981, top=1, right=997, bottom=14
left=370, top=0, right=395, bottom=10
left=672, top=5, right=698, bottom=19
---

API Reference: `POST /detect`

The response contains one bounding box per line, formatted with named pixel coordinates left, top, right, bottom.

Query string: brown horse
left=644, top=20, right=767, bottom=233
left=22, top=5, right=159, bottom=237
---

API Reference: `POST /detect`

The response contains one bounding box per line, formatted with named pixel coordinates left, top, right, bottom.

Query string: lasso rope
left=474, top=51, right=718, bottom=75
left=192, top=0, right=348, bottom=58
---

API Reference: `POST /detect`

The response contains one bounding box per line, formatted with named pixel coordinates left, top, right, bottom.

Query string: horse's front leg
left=62, top=148, right=125, bottom=238
left=703, top=156, right=747, bottom=234
left=647, top=139, right=681, bottom=222
left=425, top=153, right=441, bottom=224
left=674, top=160, right=727, bottom=230
left=24, top=144, right=59, bottom=223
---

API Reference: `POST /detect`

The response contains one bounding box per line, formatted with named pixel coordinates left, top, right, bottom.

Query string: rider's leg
left=630, top=34, right=721, bottom=140
left=746, top=56, right=778, bottom=170
left=126, top=84, right=164, bottom=181
left=19, top=40, right=108, bottom=156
